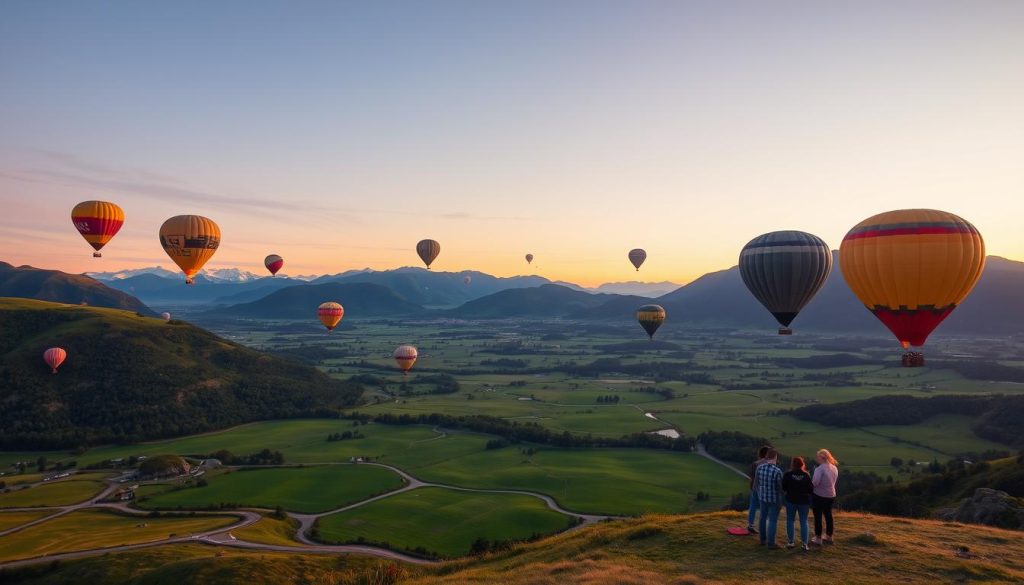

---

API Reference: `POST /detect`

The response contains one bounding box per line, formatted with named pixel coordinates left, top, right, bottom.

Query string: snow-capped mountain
left=88, top=266, right=266, bottom=283
left=87, top=266, right=179, bottom=281
left=590, top=281, right=681, bottom=297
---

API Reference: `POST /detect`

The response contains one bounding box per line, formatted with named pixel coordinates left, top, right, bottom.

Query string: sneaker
left=747, top=525, right=758, bottom=534
left=786, top=541, right=795, bottom=549
left=810, top=537, right=822, bottom=546
left=823, top=536, right=834, bottom=545
left=802, top=543, right=810, bottom=551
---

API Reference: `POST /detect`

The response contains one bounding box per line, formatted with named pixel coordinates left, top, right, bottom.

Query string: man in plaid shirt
left=756, top=448, right=784, bottom=548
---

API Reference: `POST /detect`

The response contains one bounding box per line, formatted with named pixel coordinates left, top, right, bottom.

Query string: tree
left=36, top=456, right=47, bottom=472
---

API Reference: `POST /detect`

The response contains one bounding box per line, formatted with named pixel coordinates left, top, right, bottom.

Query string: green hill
left=0, top=262, right=154, bottom=316
left=2, top=512, right=1023, bottom=584
left=0, top=299, right=364, bottom=449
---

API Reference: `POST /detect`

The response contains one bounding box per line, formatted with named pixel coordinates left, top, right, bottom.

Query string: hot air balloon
left=417, top=239, right=441, bottom=269
left=265, top=254, right=284, bottom=276
left=71, top=201, right=124, bottom=257
left=739, top=231, right=832, bottom=335
left=43, top=347, right=67, bottom=374
left=159, top=215, right=221, bottom=284
left=839, top=209, right=985, bottom=366
left=161, top=312, right=172, bottom=322
left=393, top=345, right=418, bottom=375
left=464, top=275, right=472, bottom=285
left=628, top=249, right=647, bottom=271
left=317, top=302, right=344, bottom=333
left=636, top=304, right=666, bottom=340
left=525, top=253, right=534, bottom=265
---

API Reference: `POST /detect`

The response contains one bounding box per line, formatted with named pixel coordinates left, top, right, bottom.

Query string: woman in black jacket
left=782, top=456, right=814, bottom=550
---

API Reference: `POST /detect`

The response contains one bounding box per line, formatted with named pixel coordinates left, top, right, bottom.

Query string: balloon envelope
left=161, top=312, right=172, bottom=322
left=159, top=215, right=221, bottom=284
left=416, top=239, right=441, bottom=269
left=628, top=249, right=647, bottom=271
left=317, top=302, right=344, bottom=332
left=43, top=347, right=67, bottom=374
left=636, top=304, right=666, bottom=339
left=525, top=254, right=534, bottom=264
left=394, top=345, right=418, bottom=374
left=264, top=254, right=284, bottom=276
left=739, top=231, right=832, bottom=330
left=464, top=276, right=472, bottom=285
left=71, top=200, right=124, bottom=257
left=839, top=209, right=985, bottom=349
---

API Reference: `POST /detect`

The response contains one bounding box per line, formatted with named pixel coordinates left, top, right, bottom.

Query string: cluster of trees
left=791, top=395, right=1024, bottom=448
left=771, top=353, right=876, bottom=369
left=556, top=357, right=716, bottom=384
left=348, top=412, right=695, bottom=452
left=0, top=306, right=365, bottom=450
left=596, top=395, right=621, bottom=404
left=326, top=430, right=364, bottom=442
left=204, top=448, right=285, bottom=466
left=479, top=358, right=529, bottom=368
left=697, top=431, right=771, bottom=464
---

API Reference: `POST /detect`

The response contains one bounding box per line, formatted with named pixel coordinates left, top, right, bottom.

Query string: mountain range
left=8, top=255, right=1024, bottom=337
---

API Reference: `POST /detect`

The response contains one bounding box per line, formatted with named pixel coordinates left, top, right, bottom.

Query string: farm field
left=414, top=448, right=746, bottom=515
left=0, top=509, right=235, bottom=562
left=232, top=514, right=301, bottom=546
left=316, top=486, right=574, bottom=557
left=0, top=477, right=107, bottom=508
left=137, top=464, right=406, bottom=513
left=0, top=510, right=52, bottom=532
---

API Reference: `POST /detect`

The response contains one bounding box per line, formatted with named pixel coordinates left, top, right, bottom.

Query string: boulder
left=936, top=488, right=1024, bottom=530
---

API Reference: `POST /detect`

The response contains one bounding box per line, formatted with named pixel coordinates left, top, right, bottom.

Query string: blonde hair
left=817, top=449, right=837, bottom=466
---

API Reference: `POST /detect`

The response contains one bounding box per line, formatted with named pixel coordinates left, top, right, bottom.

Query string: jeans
left=747, top=490, right=759, bottom=526
left=758, top=500, right=781, bottom=545
left=785, top=501, right=809, bottom=545
left=813, top=495, right=835, bottom=537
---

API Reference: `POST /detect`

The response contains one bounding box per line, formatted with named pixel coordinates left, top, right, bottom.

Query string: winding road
left=0, top=459, right=618, bottom=571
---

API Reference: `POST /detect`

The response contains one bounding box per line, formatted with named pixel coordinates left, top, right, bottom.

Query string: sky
left=1, top=1, right=1022, bottom=287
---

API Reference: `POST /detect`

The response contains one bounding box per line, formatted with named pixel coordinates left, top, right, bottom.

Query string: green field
left=0, top=477, right=106, bottom=508
left=138, top=464, right=405, bottom=513
left=317, top=486, right=574, bottom=557
left=415, top=448, right=746, bottom=515
left=0, top=509, right=235, bottom=562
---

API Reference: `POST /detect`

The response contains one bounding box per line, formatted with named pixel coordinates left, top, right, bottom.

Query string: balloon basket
left=901, top=352, right=925, bottom=367
left=93, top=252, right=101, bottom=258
left=778, top=327, right=793, bottom=335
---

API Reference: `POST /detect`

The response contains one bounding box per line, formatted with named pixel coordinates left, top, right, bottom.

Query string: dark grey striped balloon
left=739, top=231, right=832, bottom=329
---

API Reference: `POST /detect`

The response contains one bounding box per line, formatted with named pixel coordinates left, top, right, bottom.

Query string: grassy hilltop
left=3, top=511, right=1023, bottom=584
left=0, top=299, right=363, bottom=449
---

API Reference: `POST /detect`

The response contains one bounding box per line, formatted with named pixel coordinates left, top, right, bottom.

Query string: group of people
left=746, top=447, right=839, bottom=550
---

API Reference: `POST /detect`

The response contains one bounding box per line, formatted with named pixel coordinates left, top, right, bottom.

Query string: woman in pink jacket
left=811, top=448, right=838, bottom=546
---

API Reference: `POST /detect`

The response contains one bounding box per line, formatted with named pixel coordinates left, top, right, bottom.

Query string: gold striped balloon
left=159, top=215, right=221, bottom=284
left=635, top=304, right=666, bottom=340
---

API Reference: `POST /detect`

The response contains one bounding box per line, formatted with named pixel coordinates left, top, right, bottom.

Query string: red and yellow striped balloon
left=317, top=301, right=344, bottom=332
left=393, top=345, right=418, bottom=375
left=839, top=209, right=985, bottom=349
left=71, top=200, right=124, bottom=257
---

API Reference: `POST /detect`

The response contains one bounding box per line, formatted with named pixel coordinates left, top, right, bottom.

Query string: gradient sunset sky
left=2, top=1, right=1022, bottom=287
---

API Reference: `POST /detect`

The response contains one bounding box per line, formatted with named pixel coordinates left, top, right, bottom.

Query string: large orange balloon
left=43, top=347, right=67, bottom=374
left=416, top=239, right=440, bottom=269
left=393, top=345, right=418, bottom=375
left=839, top=209, right=985, bottom=351
left=159, top=215, right=221, bottom=284
left=317, top=301, right=344, bottom=333
left=71, top=200, right=124, bottom=257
